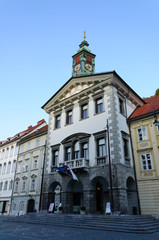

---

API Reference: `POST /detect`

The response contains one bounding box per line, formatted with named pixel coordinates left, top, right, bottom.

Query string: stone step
left=4, top=214, right=159, bottom=234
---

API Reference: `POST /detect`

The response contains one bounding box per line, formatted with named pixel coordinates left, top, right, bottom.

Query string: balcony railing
left=59, top=158, right=89, bottom=170
left=97, top=156, right=108, bottom=166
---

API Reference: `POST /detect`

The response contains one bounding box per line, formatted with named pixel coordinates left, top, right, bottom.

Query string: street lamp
left=107, top=119, right=114, bottom=214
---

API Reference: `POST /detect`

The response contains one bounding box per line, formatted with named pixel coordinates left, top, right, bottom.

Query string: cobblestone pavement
left=1, top=218, right=159, bottom=240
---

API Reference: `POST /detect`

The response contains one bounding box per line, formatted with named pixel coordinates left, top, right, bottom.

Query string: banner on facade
left=48, top=203, right=54, bottom=213
left=105, top=202, right=111, bottom=215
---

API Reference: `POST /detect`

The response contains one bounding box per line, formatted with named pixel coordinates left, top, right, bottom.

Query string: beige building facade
left=128, top=96, right=159, bottom=215
left=11, top=120, right=48, bottom=216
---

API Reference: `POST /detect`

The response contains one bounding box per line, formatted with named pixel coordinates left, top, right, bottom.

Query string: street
left=1, top=217, right=159, bottom=240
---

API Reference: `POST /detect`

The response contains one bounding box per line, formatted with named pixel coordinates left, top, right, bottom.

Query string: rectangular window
left=0, top=182, right=3, bottom=191
left=33, top=158, right=38, bottom=169
left=15, top=146, right=19, bottom=155
left=22, top=181, right=26, bottom=192
left=81, top=104, right=88, bottom=119
left=137, top=127, right=148, bottom=141
left=141, top=153, right=153, bottom=170
left=55, top=115, right=61, bottom=129
left=66, top=110, right=73, bottom=125
left=15, top=182, right=19, bottom=192
left=20, top=146, right=24, bottom=153
left=123, top=138, right=129, bottom=161
left=119, top=98, right=126, bottom=116
left=27, top=142, right=31, bottom=150
left=95, top=98, right=103, bottom=114
left=31, top=179, right=35, bottom=191
left=35, top=139, right=40, bottom=148
left=97, top=138, right=106, bottom=157
left=81, top=143, right=88, bottom=159
left=66, top=147, right=71, bottom=161
left=52, top=150, right=58, bottom=166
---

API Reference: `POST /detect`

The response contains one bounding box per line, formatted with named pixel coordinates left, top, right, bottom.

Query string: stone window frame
left=79, top=98, right=89, bottom=120
left=51, top=144, right=60, bottom=170
left=121, top=131, right=131, bottom=163
left=118, top=94, right=126, bottom=117
left=62, top=133, right=91, bottom=162
left=140, top=152, right=153, bottom=171
left=93, top=130, right=107, bottom=165
left=93, top=91, right=104, bottom=115
left=54, top=110, right=62, bottom=129
left=137, top=126, right=148, bottom=142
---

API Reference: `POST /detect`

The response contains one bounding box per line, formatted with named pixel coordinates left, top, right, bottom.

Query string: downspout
left=39, top=140, right=47, bottom=212
left=128, top=122, right=141, bottom=215
left=9, top=143, right=20, bottom=215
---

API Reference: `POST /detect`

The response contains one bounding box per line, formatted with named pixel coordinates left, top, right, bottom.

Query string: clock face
left=74, top=63, right=81, bottom=72
left=85, top=63, right=93, bottom=72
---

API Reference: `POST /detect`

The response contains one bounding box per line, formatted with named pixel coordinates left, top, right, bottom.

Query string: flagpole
left=107, top=119, right=114, bottom=213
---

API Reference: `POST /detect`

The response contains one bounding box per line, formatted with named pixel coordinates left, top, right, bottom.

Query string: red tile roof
left=129, top=95, right=159, bottom=120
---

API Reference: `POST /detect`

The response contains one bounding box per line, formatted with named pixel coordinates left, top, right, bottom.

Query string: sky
left=0, top=0, right=159, bottom=140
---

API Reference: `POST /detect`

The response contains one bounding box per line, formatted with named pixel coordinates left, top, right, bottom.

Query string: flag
left=55, top=166, right=68, bottom=172
left=64, top=164, right=79, bottom=181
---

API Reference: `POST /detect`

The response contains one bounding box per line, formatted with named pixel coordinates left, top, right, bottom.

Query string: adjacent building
left=11, top=120, right=48, bottom=216
left=41, top=38, right=145, bottom=214
left=0, top=126, right=37, bottom=215
left=128, top=95, right=159, bottom=215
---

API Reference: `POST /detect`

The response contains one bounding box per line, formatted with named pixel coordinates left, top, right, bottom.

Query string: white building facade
left=11, top=120, right=48, bottom=216
left=42, top=39, right=144, bottom=214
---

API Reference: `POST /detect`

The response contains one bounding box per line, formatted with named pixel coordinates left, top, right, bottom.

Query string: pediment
left=44, top=73, right=113, bottom=113
left=22, top=175, right=28, bottom=180
left=31, top=174, right=37, bottom=178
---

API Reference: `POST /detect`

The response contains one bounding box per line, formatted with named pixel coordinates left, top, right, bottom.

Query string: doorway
left=27, top=199, right=35, bottom=213
left=96, top=182, right=103, bottom=212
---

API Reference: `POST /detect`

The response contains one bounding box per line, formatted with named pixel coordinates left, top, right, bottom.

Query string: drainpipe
left=107, top=119, right=114, bottom=213
left=39, top=140, right=47, bottom=212
left=9, top=143, right=20, bottom=215
left=128, top=123, right=141, bottom=215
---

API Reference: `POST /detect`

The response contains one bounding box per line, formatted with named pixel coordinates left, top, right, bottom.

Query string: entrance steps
left=3, top=213, right=159, bottom=234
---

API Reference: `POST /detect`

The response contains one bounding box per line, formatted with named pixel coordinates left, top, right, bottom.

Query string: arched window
left=1, top=149, right=5, bottom=159
left=2, top=163, right=6, bottom=175
left=5, top=148, right=9, bottom=158
left=11, top=160, right=16, bottom=173
left=22, top=181, right=26, bottom=192
left=6, top=162, right=11, bottom=174
left=10, top=146, right=14, bottom=157
left=3, top=181, right=8, bottom=191
left=9, top=180, right=14, bottom=190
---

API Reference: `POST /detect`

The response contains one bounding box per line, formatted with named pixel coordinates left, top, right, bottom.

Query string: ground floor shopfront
left=42, top=164, right=139, bottom=215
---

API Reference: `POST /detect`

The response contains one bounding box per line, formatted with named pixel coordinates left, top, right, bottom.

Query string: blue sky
left=0, top=0, right=159, bottom=140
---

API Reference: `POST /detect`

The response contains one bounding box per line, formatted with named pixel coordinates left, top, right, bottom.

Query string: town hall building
left=41, top=36, right=145, bottom=214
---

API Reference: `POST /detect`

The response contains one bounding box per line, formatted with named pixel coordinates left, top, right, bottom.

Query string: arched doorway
left=27, top=199, right=35, bottom=213
left=48, top=182, right=62, bottom=211
left=127, top=177, right=138, bottom=215
left=90, top=176, right=109, bottom=213
left=66, top=180, right=83, bottom=213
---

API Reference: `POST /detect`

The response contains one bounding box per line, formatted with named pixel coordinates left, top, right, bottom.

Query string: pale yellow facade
left=130, top=115, right=159, bottom=215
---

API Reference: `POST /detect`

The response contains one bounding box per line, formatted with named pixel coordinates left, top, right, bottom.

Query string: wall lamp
left=153, top=112, right=159, bottom=126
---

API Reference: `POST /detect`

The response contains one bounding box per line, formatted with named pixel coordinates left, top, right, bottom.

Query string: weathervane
left=84, top=31, right=86, bottom=40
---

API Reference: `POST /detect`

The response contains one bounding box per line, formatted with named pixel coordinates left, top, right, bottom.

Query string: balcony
left=97, top=156, right=108, bottom=166
left=59, top=158, right=89, bottom=170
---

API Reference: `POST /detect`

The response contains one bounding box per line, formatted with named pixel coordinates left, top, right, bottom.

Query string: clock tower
left=72, top=33, right=96, bottom=77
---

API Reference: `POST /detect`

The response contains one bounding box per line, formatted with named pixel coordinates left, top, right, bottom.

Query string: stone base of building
left=42, top=163, right=139, bottom=215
